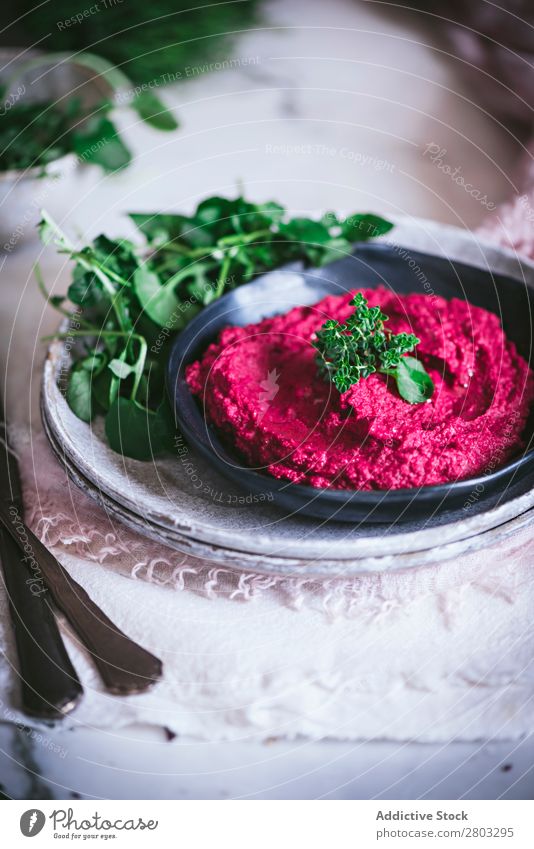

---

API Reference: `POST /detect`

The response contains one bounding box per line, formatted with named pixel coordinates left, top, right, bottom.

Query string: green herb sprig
left=38, top=198, right=393, bottom=459
left=314, top=293, right=434, bottom=404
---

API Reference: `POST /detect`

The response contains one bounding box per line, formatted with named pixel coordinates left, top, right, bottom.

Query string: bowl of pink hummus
left=167, top=243, right=534, bottom=522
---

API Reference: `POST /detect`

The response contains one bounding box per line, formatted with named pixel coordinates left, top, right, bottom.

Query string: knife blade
left=0, top=397, right=83, bottom=718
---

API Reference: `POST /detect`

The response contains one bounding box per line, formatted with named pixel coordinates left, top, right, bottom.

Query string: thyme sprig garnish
left=314, top=293, right=434, bottom=404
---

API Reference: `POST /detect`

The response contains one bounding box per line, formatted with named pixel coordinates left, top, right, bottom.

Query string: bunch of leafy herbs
left=314, top=292, right=434, bottom=403
left=38, top=198, right=393, bottom=460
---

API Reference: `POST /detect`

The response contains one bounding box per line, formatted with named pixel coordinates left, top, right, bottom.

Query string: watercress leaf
left=195, top=196, right=232, bottom=228
left=132, top=90, right=178, bottom=131
left=193, top=197, right=240, bottom=241
left=279, top=218, right=331, bottom=245
left=80, top=352, right=106, bottom=374
left=92, top=369, right=113, bottom=412
left=129, top=212, right=211, bottom=249
left=72, top=115, right=132, bottom=173
left=129, top=213, right=180, bottom=244
left=105, top=397, right=153, bottom=460
left=66, top=368, right=94, bottom=423
left=68, top=266, right=107, bottom=307
left=315, top=237, right=352, bottom=266
left=229, top=197, right=281, bottom=233
left=133, top=265, right=181, bottom=328
left=149, top=399, right=176, bottom=450
left=255, top=201, right=285, bottom=226
left=91, top=235, right=138, bottom=280
left=108, top=358, right=135, bottom=379
left=341, top=213, right=394, bottom=242
left=395, top=356, right=434, bottom=404
left=105, top=397, right=172, bottom=460
left=245, top=241, right=282, bottom=269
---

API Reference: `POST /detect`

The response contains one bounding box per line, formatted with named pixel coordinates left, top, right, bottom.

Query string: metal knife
left=0, top=397, right=83, bottom=718
left=0, top=503, right=163, bottom=695
left=0, top=394, right=162, bottom=694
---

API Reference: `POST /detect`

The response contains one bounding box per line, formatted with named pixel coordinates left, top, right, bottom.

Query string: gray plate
left=40, top=218, right=534, bottom=576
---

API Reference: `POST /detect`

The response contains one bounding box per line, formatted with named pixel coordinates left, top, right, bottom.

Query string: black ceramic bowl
left=166, top=243, right=534, bottom=523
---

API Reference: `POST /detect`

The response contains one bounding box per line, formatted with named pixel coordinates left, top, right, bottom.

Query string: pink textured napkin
left=15, top=422, right=534, bottom=621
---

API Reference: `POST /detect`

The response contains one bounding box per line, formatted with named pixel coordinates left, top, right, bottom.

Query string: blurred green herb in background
left=0, top=92, right=132, bottom=172
left=9, top=0, right=262, bottom=84
left=0, top=51, right=179, bottom=173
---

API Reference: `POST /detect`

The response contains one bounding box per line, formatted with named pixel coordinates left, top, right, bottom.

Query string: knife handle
left=0, top=529, right=83, bottom=719
left=45, top=566, right=163, bottom=695
left=0, top=506, right=162, bottom=695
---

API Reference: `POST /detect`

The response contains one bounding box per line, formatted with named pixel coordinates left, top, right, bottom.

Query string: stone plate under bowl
left=167, top=241, right=534, bottom=524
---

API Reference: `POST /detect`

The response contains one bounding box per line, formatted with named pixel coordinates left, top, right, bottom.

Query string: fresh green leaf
left=129, top=213, right=173, bottom=243
left=129, top=212, right=212, bottom=249
left=105, top=396, right=173, bottom=461
left=68, top=266, right=107, bottom=307
left=315, top=237, right=352, bottom=266
left=133, top=265, right=182, bottom=328
left=92, top=368, right=113, bottom=412
left=72, top=115, right=132, bottom=172
left=149, top=399, right=176, bottom=450
left=132, top=91, right=178, bottom=131
left=90, top=235, right=138, bottom=280
left=14, top=5, right=262, bottom=89
left=80, top=352, right=107, bottom=374
left=66, top=368, right=93, bottom=422
left=256, top=201, right=285, bottom=226
left=105, top=397, right=152, bottom=460
left=195, top=196, right=233, bottom=230
left=341, top=214, right=394, bottom=243
left=395, top=356, right=434, bottom=404
left=279, top=217, right=331, bottom=245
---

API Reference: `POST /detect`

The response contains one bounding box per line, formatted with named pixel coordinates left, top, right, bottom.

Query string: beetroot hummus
left=186, top=288, right=534, bottom=490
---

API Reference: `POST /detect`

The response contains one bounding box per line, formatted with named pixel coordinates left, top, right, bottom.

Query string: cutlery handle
left=0, top=506, right=162, bottom=694
left=0, top=528, right=83, bottom=719
left=46, top=563, right=163, bottom=695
